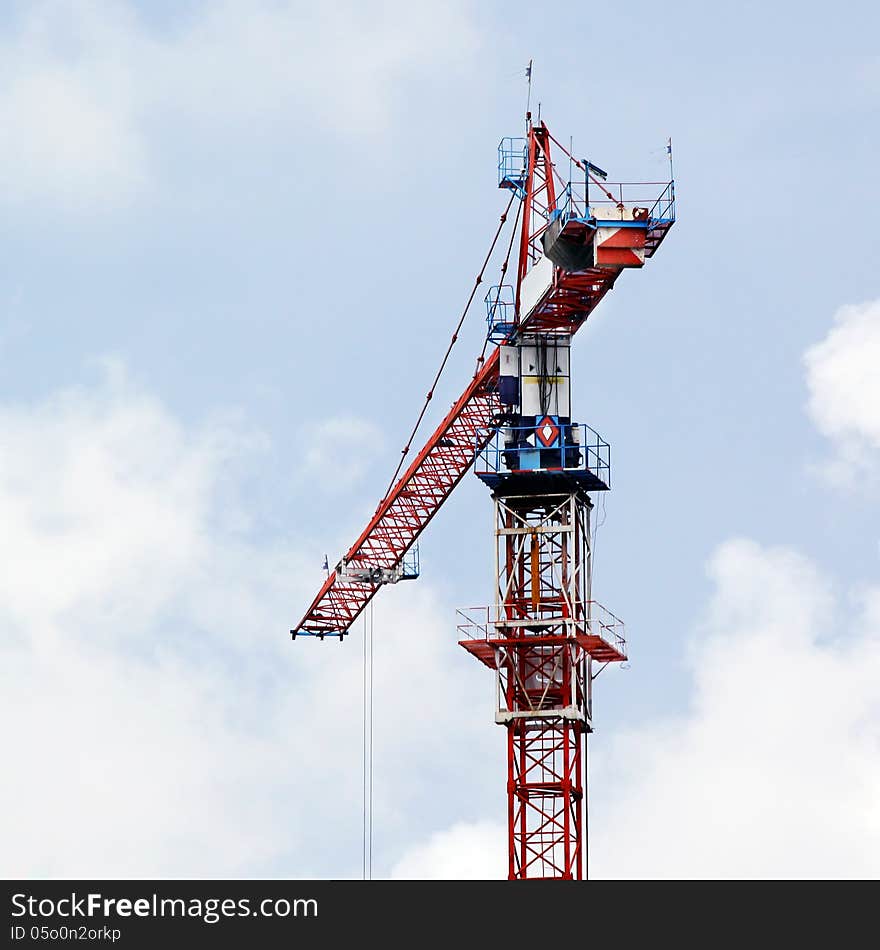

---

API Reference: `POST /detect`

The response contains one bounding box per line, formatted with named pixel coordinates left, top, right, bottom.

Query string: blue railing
left=498, top=137, right=528, bottom=194
left=555, top=181, right=586, bottom=221
left=647, top=180, right=675, bottom=225
left=552, top=179, right=675, bottom=226
left=400, top=545, right=420, bottom=580
left=485, top=284, right=516, bottom=342
left=476, top=422, right=610, bottom=488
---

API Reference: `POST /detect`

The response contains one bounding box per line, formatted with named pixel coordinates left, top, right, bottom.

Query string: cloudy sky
left=1, top=0, right=878, bottom=879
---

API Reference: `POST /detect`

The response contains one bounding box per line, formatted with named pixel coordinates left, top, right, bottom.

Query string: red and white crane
left=292, top=115, right=674, bottom=879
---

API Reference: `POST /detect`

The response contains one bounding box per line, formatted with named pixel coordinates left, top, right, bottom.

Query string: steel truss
left=458, top=491, right=626, bottom=878
left=498, top=491, right=592, bottom=879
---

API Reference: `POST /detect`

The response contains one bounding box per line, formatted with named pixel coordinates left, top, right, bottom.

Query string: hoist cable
left=368, top=598, right=374, bottom=879
left=362, top=600, right=375, bottom=879
left=474, top=193, right=523, bottom=377
left=362, top=609, right=367, bottom=880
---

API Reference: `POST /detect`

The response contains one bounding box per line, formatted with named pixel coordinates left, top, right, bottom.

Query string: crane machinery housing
left=291, top=113, right=675, bottom=880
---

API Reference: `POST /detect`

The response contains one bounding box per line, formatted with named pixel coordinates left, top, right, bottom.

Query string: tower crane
left=291, top=114, right=675, bottom=879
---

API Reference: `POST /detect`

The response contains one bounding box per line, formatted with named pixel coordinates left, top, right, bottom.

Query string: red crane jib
left=292, top=264, right=631, bottom=637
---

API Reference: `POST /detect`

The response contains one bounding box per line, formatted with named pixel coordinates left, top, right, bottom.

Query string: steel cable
left=381, top=191, right=518, bottom=500
left=474, top=193, right=523, bottom=377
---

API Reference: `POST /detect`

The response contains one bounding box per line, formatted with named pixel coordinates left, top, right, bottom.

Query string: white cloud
left=0, top=0, right=479, bottom=209
left=0, top=66, right=146, bottom=210
left=804, top=298, right=880, bottom=479
left=389, top=820, right=505, bottom=880
left=0, top=365, right=299, bottom=875
left=0, top=364, right=492, bottom=877
left=590, top=539, right=880, bottom=879
left=0, top=364, right=216, bottom=637
left=0, top=2, right=148, bottom=209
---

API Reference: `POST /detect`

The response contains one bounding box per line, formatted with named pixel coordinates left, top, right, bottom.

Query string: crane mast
left=291, top=118, right=675, bottom=879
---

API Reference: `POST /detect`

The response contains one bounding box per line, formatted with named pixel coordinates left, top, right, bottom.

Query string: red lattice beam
left=293, top=349, right=502, bottom=635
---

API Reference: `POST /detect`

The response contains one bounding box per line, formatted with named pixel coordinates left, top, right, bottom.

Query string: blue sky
left=1, top=0, right=878, bottom=878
